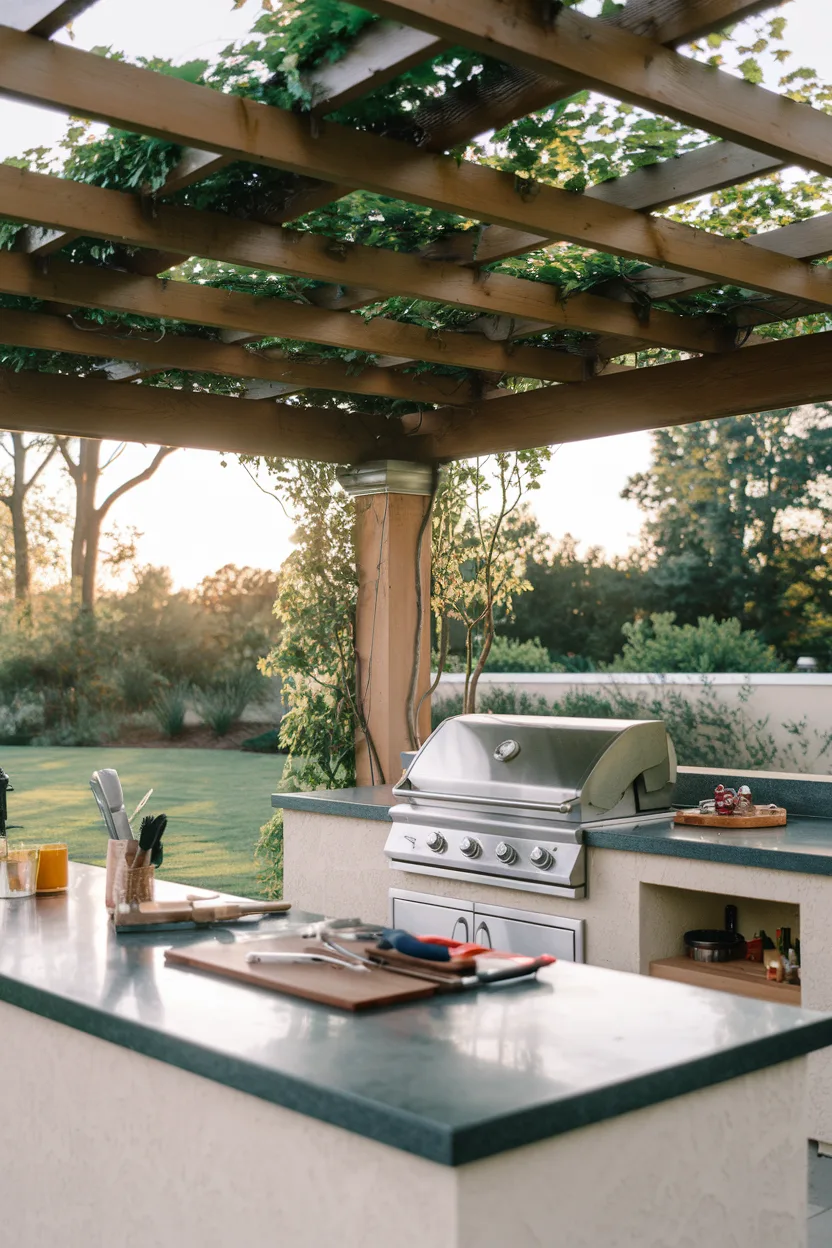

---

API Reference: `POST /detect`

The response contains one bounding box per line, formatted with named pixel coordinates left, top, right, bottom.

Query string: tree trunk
left=10, top=435, right=31, bottom=603
left=59, top=437, right=176, bottom=612
left=0, top=432, right=56, bottom=604
left=81, top=511, right=103, bottom=611
left=10, top=490, right=29, bottom=602
left=68, top=440, right=102, bottom=609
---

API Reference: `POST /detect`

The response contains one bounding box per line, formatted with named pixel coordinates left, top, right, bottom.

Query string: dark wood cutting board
left=164, top=936, right=436, bottom=1010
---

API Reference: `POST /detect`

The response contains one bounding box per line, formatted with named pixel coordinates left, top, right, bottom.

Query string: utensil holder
left=112, top=854, right=155, bottom=912
left=105, top=839, right=133, bottom=911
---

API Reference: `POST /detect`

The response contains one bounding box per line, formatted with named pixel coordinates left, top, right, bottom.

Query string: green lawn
left=1, top=747, right=284, bottom=897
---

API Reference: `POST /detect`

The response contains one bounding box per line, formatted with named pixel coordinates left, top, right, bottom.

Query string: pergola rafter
left=0, top=251, right=585, bottom=384
left=0, top=0, right=824, bottom=452
left=356, top=1, right=831, bottom=177
left=0, top=306, right=484, bottom=407
left=121, top=0, right=781, bottom=279
left=19, top=16, right=448, bottom=259
left=0, top=26, right=827, bottom=312
left=0, top=168, right=735, bottom=358
left=0, top=1, right=96, bottom=35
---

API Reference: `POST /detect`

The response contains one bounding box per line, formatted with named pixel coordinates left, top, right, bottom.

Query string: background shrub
left=608, top=613, right=787, bottom=674
left=194, top=670, right=265, bottom=737
left=150, top=681, right=191, bottom=739
left=0, top=693, right=45, bottom=744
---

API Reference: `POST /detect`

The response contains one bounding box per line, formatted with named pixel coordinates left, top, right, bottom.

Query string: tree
left=57, top=438, right=177, bottom=610
left=0, top=433, right=58, bottom=603
left=193, top=564, right=281, bottom=670
left=623, top=407, right=832, bottom=657
left=502, top=533, right=652, bottom=665
left=428, top=453, right=549, bottom=719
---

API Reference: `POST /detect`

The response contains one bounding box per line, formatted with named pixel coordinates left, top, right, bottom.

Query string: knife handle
left=476, top=957, right=554, bottom=985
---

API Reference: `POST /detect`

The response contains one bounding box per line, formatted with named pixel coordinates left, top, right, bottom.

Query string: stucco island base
left=282, top=807, right=832, bottom=1148
left=2, top=998, right=808, bottom=1248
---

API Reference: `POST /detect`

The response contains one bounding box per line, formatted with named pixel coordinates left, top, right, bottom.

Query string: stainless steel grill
left=386, top=715, right=677, bottom=898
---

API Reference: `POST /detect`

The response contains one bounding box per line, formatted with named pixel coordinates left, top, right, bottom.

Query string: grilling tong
left=246, top=923, right=555, bottom=989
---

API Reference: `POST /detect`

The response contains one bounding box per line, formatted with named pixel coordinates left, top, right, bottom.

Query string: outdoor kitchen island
left=2, top=863, right=831, bottom=1248
left=274, top=720, right=832, bottom=1154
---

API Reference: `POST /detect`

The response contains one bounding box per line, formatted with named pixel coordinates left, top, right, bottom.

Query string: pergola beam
left=19, top=19, right=446, bottom=259
left=469, top=142, right=786, bottom=272
left=0, top=251, right=583, bottom=383
left=615, top=0, right=784, bottom=47
left=301, top=20, right=445, bottom=114
left=420, top=330, right=832, bottom=459
left=488, top=209, right=832, bottom=351
left=0, top=365, right=401, bottom=460
left=0, top=30, right=828, bottom=310
left=9, top=1, right=790, bottom=279
left=628, top=211, right=832, bottom=302
left=0, top=1, right=96, bottom=35
left=0, top=167, right=732, bottom=356
left=0, top=305, right=482, bottom=406
left=355, top=1, right=832, bottom=177
left=160, top=0, right=782, bottom=245
left=27, top=2, right=778, bottom=270
left=155, top=22, right=445, bottom=199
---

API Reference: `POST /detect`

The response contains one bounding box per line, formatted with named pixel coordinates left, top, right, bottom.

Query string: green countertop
left=273, top=785, right=396, bottom=821
left=2, top=863, right=832, bottom=1166
left=272, top=787, right=832, bottom=875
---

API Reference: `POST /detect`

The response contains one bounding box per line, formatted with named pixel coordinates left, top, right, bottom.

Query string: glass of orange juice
left=36, top=843, right=69, bottom=894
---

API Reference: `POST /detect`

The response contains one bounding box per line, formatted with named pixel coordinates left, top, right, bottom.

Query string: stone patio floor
left=809, top=1145, right=832, bottom=1245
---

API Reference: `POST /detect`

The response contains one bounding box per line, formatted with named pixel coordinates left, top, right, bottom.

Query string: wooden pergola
left=1, top=0, right=831, bottom=781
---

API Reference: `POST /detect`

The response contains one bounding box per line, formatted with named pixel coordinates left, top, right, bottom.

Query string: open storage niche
left=639, top=882, right=801, bottom=1007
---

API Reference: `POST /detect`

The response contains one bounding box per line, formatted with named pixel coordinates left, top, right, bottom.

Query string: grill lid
left=394, top=715, right=676, bottom=820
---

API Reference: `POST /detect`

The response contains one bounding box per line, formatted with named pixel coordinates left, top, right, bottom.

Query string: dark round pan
left=684, top=928, right=746, bottom=963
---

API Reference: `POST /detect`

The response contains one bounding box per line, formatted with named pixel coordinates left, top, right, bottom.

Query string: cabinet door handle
left=452, top=917, right=469, bottom=943
left=475, top=921, right=492, bottom=948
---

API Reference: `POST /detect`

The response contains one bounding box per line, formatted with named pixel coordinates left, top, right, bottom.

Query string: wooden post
left=338, top=461, right=434, bottom=787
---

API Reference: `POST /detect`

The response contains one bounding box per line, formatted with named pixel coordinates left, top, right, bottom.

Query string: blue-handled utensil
left=377, top=929, right=451, bottom=962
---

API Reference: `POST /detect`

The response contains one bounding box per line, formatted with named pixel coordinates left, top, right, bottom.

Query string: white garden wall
left=433, top=671, right=832, bottom=772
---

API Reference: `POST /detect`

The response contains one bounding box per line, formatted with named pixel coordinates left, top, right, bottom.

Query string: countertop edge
left=3, top=969, right=831, bottom=1167
left=272, top=789, right=832, bottom=877
left=0, top=974, right=456, bottom=1165
left=584, top=827, right=832, bottom=875
left=272, top=790, right=394, bottom=822
left=449, top=1022, right=832, bottom=1162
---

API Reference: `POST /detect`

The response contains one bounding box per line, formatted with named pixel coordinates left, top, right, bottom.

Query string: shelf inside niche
left=649, top=955, right=801, bottom=1007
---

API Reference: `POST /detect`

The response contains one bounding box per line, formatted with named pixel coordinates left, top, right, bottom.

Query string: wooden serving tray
left=165, top=936, right=436, bottom=1011
left=674, top=805, right=787, bottom=829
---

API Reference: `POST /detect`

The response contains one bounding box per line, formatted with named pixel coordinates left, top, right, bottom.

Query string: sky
left=1, top=0, right=831, bottom=587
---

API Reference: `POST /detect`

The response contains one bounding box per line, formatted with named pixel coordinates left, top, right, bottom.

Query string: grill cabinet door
left=473, top=905, right=584, bottom=963
left=390, top=893, right=473, bottom=944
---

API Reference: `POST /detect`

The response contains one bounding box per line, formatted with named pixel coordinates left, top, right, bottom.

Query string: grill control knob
left=426, top=831, right=447, bottom=853
left=496, top=841, right=517, bottom=865
left=460, top=837, right=482, bottom=859
left=530, top=846, right=554, bottom=870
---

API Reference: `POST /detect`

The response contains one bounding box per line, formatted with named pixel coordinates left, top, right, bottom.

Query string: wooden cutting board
left=164, top=937, right=436, bottom=1011
left=674, top=806, right=787, bottom=829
